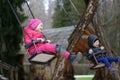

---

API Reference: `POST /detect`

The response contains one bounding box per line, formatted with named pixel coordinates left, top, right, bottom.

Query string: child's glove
left=37, top=38, right=45, bottom=42
left=100, top=46, right=104, bottom=50
left=89, top=49, right=93, bottom=54
left=46, top=40, right=51, bottom=43
left=37, top=38, right=51, bottom=43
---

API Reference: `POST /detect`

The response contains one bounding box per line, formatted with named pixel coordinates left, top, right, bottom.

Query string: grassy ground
left=75, top=77, right=92, bottom=80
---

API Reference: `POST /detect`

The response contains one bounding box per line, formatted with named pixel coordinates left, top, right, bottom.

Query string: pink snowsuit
left=23, top=26, right=70, bottom=58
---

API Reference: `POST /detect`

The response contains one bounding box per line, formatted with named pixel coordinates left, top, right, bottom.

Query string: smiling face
left=35, top=23, right=43, bottom=32
left=93, top=40, right=100, bottom=48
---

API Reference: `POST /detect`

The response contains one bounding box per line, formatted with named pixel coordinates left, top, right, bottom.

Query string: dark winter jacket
left=86, top=34, right=105, bottom=64
left=23, top=26, right=45, bottom=55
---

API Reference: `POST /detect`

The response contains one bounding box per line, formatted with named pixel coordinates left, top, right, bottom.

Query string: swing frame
left=86, top=50, right=106, bottom=70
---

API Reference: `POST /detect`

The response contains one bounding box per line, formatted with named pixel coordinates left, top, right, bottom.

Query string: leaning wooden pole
left=67, top=0, right=98, bottom=51
left=52, top=0, right=98, bottom=80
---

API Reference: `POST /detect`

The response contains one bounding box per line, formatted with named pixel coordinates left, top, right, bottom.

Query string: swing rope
left=24, top=0, right=48, bottom=40
left=59, top=0, right=76, bottom=27
left=7, top=0, right=48, bottom=47
left=7, top=0, right=22, bottom=26
left=7, top=0, right=40, bottom=53
left=7, top=0, right=33, bottom=48
left=59, top=0, right=88, bottom=49
left=25, top=0, right=35, bottom=19
left=59, top=0, right=84, bottom=37
left=69, top=0, right=83, bottom=20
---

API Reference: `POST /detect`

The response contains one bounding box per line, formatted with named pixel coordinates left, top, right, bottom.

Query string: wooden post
left=9, top=69, right=13, bottom=80
left=14, top=67, right=18, bottom=80
left=93, top=15, right=112, bottom=55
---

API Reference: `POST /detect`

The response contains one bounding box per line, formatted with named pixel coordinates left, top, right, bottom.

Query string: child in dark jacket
left=87, top=34, right=120, bottom=72
left=23, top=18, right=82, bottom=64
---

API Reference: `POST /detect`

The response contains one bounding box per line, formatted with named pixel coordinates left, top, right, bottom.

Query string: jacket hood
left=88, top=34, right=99, bottom=47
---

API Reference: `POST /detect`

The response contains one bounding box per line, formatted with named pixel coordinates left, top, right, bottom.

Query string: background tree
left=52, top=0, right=85, bottom=28
left=0, top=0, right=26, bottom=78
left=96, top=0, right=120, bottom=55
left=0, top=0, right=26, bottom=64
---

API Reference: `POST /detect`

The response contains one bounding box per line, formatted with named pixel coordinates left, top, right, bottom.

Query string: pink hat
left=28, top=18, right=42, bottom=30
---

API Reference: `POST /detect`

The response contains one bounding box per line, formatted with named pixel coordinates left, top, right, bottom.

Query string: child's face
left=35, top=23, right=43, bottom=31
left=93, top=40, right=100, bottom=47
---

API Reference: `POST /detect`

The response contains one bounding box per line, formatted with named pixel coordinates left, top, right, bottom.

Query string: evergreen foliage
left=52, top=0, right=85, bottom=28
left=0, top=0, right=26, bottom=64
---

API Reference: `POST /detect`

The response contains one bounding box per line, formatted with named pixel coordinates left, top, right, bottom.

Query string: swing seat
left=28, top=52, right=56, bottom=64
left=25, top=40, right=56, bottom=64
left=90, top=63, right=105, bottom=70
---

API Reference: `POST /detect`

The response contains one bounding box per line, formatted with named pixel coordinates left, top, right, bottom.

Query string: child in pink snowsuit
left=23, top=18, right=82, bottom=64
